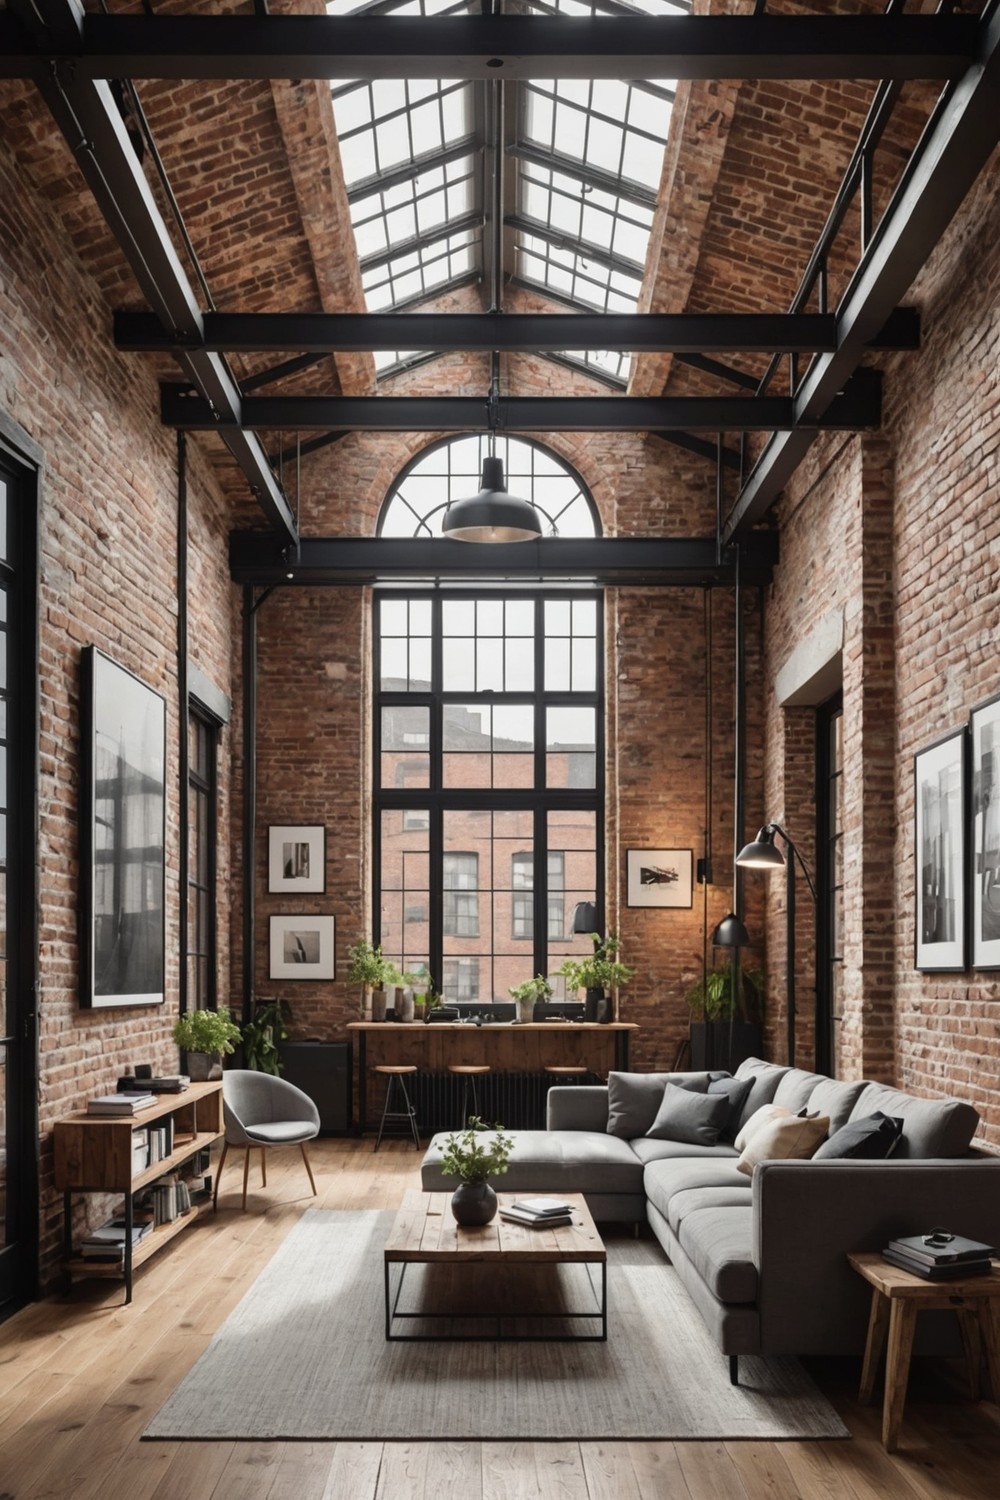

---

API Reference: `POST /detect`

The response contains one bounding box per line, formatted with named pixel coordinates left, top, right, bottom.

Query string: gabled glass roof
left=327, top=0, right=687, bottom=384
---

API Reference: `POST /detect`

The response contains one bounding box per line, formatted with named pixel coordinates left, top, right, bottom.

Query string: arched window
left=378, top=434, right=600, bottom=540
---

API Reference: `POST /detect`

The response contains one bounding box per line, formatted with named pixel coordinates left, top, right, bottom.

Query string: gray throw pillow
left=645, top=1082, right=731, bottom=1147
left=605, top=1071, right=707, bottom=1139
left=707, top=1076, right=754, bottom=1141
left=813, top=1111, right=904, bottom=1160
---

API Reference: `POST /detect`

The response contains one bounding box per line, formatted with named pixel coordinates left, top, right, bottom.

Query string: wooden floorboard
left=2, top=1138, right=1000, bottom=1500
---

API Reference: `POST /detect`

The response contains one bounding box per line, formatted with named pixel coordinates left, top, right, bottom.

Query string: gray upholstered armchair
left=214, top=1069, right=321, bottom=1211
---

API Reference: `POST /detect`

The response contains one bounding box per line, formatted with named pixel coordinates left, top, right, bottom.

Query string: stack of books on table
left=80, top=1217, right=154, bottom=1262
left=87, top=1092, right=156, bottom=1116
left=118, top=1075, right=189, bottom=1094
left=499, top=1196, right=575, bottom=1229
left=882, top=1232, right=996, bottom=1280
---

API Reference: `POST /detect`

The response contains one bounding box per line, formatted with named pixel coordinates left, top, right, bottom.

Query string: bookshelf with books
left=54, top=1079, right=224, bottom=1303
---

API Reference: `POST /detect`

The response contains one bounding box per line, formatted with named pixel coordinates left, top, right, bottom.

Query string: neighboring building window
left=512, top=850, right=565, bottom=939
left=443, top=852, right=479, bottom=937
left=187, top=707, right=218, bottom=1010
left=442, top=957, right=480, bottom=1005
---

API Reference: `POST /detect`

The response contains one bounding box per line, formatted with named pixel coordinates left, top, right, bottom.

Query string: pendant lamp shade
left=711, top=912, right=751, bottom=948
left=441, top=455, right=543, bottom=543
left=570, top=900, right=598, bottom=937
left=735, top=824, right=786, bottom=871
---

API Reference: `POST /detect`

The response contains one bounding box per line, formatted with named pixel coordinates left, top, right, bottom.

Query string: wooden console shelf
left=54, top=1080, right=224, bottom=1303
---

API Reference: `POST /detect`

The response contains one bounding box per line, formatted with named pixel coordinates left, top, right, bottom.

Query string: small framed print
left=970, top=692, right=1000, bottom=969
left=626, top=849, right=694, bottom=908
left=269, top=915, right=335, bottom=980
left=268, top=825, right=325, bottom=894
left=914, top=728, right=966, bottom=971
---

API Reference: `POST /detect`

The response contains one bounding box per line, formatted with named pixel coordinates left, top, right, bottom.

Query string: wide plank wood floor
left=1, top=1138, right=999, bottom=1499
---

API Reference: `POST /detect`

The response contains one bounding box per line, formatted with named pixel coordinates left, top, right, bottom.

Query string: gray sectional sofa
left=420, top=1056, right=1000, bottom=1377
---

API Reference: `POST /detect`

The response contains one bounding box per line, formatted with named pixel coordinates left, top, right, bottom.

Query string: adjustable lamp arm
left=760, top=823, right=818, bottom=903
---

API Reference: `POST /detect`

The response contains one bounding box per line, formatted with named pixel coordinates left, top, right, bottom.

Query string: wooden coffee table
left=383, top=1188, right=607, bottom=1342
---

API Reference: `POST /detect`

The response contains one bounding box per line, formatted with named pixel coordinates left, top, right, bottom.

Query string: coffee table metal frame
left=383, top=1189, right=607, bottom=1342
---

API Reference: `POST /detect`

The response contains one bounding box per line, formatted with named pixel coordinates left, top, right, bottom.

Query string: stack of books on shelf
left=147, top=1118, right=175, bottom=1164
left=150, top=1175, right=192, bottom=1225
left=882, top=1232, right=996, bottom=1280
left=132, top=1125, right=149, bottom=1175
left=87, top=1092, right=156, bottom=1116
left=499, top=1196, right=575, bottom=1229
left=80, top=1216, right=154, bottom=1263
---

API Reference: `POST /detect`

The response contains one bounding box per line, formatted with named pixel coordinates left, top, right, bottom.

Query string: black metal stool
left=448, top=1063, right=490, bottom=1126
left=373, top=1064, right=421, bottom=1151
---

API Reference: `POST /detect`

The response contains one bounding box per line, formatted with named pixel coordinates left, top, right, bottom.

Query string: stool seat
left=448, top=1063, right=491, bottom=1125
left=544, top=1065, right=588, bottom=1075
left=448, top=1064, right=490, bottom=1075
left=375, top=1064, right=417, bottom=1074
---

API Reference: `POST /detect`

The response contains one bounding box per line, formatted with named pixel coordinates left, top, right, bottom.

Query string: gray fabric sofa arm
left=752, top=1156, right=1000, bottom=1356
left=546, top=1086, right=610, bottom=1133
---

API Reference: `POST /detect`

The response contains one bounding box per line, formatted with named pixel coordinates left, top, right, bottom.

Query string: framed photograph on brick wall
left=80, top=647, right=166, bottom=1007
left=970, top=692, right=1000, bottom=968
left=914, top=728, right=966, bottom=972
left=268, top=824, right=325, bottom=894
left=269, top=915, right=335, bottom=980
left=626, top=849, right=693, bottom=908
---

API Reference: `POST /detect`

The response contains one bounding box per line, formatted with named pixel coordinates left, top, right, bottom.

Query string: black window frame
left=186, top=701, right=220, bottom=1013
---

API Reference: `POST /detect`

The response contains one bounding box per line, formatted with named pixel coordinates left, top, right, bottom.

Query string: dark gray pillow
left=707, top=1076, right=754, bottom=1141
left=605, top=1071, right=707, bottom=1139
left=645, top=1082, right=731, bottom=1147
left=813, top=1111, right=904, bottom=1160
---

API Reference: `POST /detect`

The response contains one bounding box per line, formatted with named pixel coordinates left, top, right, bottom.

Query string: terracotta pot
left=450, top=1179, right=498, bottom=1227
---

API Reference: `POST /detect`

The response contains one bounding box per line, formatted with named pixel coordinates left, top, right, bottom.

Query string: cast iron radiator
left=409, top=1070, right=601, bottom=1133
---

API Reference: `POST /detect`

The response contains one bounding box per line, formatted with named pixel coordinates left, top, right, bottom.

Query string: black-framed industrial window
left=375, top=590, right=603, bottom=1005
left=186, top=705, right=219, bottom=1011
left=815, top=693, right=844, bottom=1076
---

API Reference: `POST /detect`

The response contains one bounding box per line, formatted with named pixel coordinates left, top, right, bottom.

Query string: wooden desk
left=848, top=1251, right=1000, bottom=1452
left=347, top=1021, right=637, bottom=1135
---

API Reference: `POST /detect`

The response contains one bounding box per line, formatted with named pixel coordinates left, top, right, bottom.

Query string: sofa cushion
left=605, top=1071, right=708, bottom=1139
left=732, top=1057, right=791, bottom=1129
left=631, top=1137, right=740, bottom=1165
left=807, top=1076, right=869, bottom=1133
left=645, top=1082, right=731, bottom=1146
left=736, top=1112, right=830, bottom=1175
left=733, top=1103, right=792, bottom=1154
left=848, top=1083, right=979, bottom=1158
left=643, top=1156, right=749, bottom=1222
left=666, top=1184, right=758, bottom=1229
left=707, top=1076, right=755, bottom=1141
left=421, top=1129, right=645, bottom=1195
left=772, top=1068, right=830, bottom=1114
left=813, top=1111, right=904, bottom=1160
left=676, top=1205, right=758, bottom=1304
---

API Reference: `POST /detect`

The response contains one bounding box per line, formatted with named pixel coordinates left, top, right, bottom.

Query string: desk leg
left=883, top=1298, right=917, bottom=1452
left=357, top=1031, right=368, bottom=1136
left=614, top=1031, right=630, bottom=1071
left=980, top=1297, right=1000, bottom=1407
left=859, top=1288, right=890, bottom=1405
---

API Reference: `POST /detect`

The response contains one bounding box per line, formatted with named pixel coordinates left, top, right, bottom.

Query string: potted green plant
left=509, top=973, right=553, bottom=1022
left=438, top=1116, right=515, bottom=1226
left=242, top=998, right=289, bottom=1075
left=347, top=939, right=402, bottom=1022
left=172, top=1006, right=242, bottom=1081
left=686, top=961, right=764, bottom=1072
left=559, top=932, right=634, bottom=1022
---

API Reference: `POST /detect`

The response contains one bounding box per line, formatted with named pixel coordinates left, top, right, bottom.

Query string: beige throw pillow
left=736, top=1113, right=831, bottom=1176
left=733, top=1103, right=792, bottom=1154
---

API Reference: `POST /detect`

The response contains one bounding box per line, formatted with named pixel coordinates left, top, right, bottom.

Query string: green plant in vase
left=439, top=1116, right=514, bottom=1226
left=559, top=932, right=633, bottom=1022
left=172, top=1006, right=242, bottom=1081
left=347, top=939, right=402, bottom=1021
left=508, top=973, right=553, bottom=1021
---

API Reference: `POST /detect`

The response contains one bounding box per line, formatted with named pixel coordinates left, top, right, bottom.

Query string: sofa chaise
left=420, top=1056, right=1000, bottom=1378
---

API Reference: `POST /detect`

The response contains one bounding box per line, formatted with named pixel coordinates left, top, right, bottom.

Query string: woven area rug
left=145, top=1209, right=849, bottom=1442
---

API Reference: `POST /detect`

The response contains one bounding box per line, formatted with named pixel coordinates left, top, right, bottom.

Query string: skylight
left=327, top=0, right=685, bottom=384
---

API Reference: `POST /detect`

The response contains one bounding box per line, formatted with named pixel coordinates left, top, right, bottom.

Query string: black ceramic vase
left=450, top=1179, right=498, bottom=1226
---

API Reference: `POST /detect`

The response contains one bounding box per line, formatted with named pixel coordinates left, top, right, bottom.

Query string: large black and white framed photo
left=914, top=728, right=966, bottom=972
left=970, top=692, right=1000, bottom=969
left=626, top=848, right=694, bottom=908
left=268, top=824, right=326, bottom=894
left=269, top=914, right=336, bottom=980
left=80, top=647, right=166, bottom=1007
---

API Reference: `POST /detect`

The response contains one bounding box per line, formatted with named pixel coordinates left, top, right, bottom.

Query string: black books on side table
left=882, top=1231, right=997, bottom=1281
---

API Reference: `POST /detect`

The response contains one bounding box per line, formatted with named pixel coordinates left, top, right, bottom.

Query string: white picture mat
left=971, top=696, right=1000, bottom=969
left=269, top=915, right=335, bottom=980
left=626, top=849, right=693, bottom=908
left=914, top=731, right=965, bottom=971
left=268, top=825, right=325, bottom=893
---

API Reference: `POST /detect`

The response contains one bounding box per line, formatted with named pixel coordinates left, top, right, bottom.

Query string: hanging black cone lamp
left=711, top=912, right=751, bottom=949
left=441, top=454, right=543, bottom=543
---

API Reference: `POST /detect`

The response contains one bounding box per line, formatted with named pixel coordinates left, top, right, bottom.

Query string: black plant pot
left=689, top=1020, right=763, bottom=1074
left=450, top=1179, right=498, bottom=1227
left=584, top=987, right=606, bottom=1023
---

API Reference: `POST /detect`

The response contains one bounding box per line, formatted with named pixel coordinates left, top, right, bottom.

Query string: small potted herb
left=509, top=973, right=553, bottom=1022
left=347, top=939, right=403, bottom=1022
left=438, top=1116, right=514, bottom=1226
left=172, top=1007, right=242, bottom=1081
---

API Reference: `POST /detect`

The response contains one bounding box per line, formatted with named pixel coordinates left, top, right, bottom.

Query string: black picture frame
left=913, top=727, right=967, bottom=972
left=80, top=647, right=166, bottom=1007
left=970, top=691, right=1000, bottom=970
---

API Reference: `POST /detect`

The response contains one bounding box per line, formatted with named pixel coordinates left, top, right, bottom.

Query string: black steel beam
left=650, top=431, right=743, bottom=472
left=229, top=533, right=780, bottom=588
left=7, top=0, right=295, bottom=544
left=725, top=1, right=1000, bottom=537
left=1, top=15, right=978, bottom=82
left=119, top=311, right=840, bottom=355
left=162, top=377, right=881, bottom=434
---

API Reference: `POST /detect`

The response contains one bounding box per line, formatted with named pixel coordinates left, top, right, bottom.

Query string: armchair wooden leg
left=242, top=1147, right=251, bottom=1211
left=261, top=1149, right=267, bottom=1188
left=212, top=1140, right=229, bottom=1212
left=300, top=1141, right=318, bottom=1196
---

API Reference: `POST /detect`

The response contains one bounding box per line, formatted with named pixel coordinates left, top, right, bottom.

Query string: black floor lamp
left=735, top=823, right=817, bottom=1067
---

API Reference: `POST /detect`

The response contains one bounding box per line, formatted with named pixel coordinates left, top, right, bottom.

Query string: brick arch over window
left=377, top=435, right=601, bottom=540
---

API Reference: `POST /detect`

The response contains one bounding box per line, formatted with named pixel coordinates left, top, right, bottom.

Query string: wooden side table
left=847, top=1251, right=1000, bottom=1452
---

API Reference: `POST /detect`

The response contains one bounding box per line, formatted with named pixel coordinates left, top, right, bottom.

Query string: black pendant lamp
left=441, top=452, right=543, bottom=543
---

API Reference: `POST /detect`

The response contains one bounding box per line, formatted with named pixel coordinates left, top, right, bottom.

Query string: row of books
left=882, top=1232, right=996, bottom=1280
left=131, top=1118, right=176, bottom=1174
left=147, top=1175, right=192, bottom=1226
left=499, top=1196, right=576, bottom=1229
